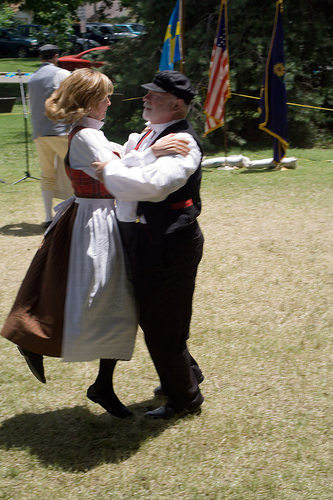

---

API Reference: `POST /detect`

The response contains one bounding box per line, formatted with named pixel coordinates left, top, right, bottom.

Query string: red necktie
left=135, top=128, right=153, bottom=150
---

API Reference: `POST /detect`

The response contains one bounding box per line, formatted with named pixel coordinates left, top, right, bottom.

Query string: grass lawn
left=0, top=106, right=332, bottom=499
left=0, top=57, right=40, bottom=73
left=0, top=58, right=40, bottom=100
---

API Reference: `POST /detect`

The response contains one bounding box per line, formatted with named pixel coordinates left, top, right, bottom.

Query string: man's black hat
left=142, top=70, right=197, bottom=104
left=39, top=44, right=60, bottom=58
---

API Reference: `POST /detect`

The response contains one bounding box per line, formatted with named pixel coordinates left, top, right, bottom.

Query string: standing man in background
left=28, top=44, right=73, bottom=228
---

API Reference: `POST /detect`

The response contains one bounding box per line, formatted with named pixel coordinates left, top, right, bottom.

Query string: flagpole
left=223, top=103, right=228, bottom=161
left=223, top=0, right=229, bottom=163
left=180, top=0, right=185, bottom=73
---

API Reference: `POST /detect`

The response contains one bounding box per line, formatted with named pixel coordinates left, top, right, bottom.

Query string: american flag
left=204, top=0, right=231, bottom=136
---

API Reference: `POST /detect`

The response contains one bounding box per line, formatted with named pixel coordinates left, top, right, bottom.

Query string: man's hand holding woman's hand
left=151, top=134, right=190, bottom=158
left=92, top=161, right=108, bottom=182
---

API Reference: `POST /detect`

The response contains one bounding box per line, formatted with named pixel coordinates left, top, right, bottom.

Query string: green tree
left=14, top=0, right=116, bottom=51
left=226, top=0, right=333, bottom=148
left=4, top=0, right=331, bottom=148
left=0, top=5, right=15, bottom=27
left=20, top=0, right=82, bottom=51
left=102, top=0, right=333, bottom=149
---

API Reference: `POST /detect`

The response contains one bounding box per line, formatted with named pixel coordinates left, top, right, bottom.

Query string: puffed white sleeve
left=69, top=128, right=122, bottom=180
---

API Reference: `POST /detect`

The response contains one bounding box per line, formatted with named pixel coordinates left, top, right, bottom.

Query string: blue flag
left=258, top=0, right=288, bottom=163
left=159, top=0, right=182, bottom=71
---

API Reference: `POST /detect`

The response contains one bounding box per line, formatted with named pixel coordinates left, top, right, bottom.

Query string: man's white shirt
left=103, top=120, right=201, bottom=223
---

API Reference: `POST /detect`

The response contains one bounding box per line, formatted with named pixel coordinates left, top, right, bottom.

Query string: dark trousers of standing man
left=119, top=220, right=204, bottom=411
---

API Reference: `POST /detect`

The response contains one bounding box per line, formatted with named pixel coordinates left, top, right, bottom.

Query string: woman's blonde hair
left=45, top=68, right=114, bottom=123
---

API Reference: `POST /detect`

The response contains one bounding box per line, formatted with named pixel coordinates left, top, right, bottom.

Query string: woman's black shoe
left=18, top=346, right=46, bottom=383
left=87, top=385, right=133, bottom=418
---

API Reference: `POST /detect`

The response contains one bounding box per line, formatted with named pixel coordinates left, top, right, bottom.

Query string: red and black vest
left=137, top=119, right=203, bottom=240
left=65, top=126, right=114, bottom=199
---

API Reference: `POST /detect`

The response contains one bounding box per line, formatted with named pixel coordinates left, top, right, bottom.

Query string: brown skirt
left=1, top=202, right=78, bottom=357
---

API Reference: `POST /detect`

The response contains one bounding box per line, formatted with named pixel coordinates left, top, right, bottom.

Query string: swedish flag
left=159, top=0, right=182, bottom=71
left=258, top=0, right=288, bottom=163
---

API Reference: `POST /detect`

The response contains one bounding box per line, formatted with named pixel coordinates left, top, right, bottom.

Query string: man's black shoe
left=144, top=404, right=201, bottom=419
left=154, top=372, right=205, bottom=397
left=18, top=346, right=46, bottom=383
left=87, top=385, right=133, bottom=419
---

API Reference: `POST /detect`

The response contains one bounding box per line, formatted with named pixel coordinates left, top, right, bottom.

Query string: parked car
left=87, top=23, right=143, bottom=43
left=58, top=46, right=110, bottom=71
left=0, top=27, right=39, bottom=58
left=17, top=24, right=99, bottom=54
left=16, top=24, right=55, bottom=45
left=70, top=35, right=100, bottom=53
left=72, top=24, right=110, bottom=46
left=85, top=23, right=117, bottom=43
left=116, top=23, right=146, bottom=36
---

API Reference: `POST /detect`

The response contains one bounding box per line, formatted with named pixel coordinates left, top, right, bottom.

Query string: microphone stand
left=13, top=69, right=40, bottom=184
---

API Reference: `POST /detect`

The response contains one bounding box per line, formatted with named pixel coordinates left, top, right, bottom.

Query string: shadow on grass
left=0, top=400, right=191, bottom=471
left=0, top=222, right=44, bottom=236
left=201, top=167, right=280, bottom=174
left=239, top=168, right=280, bottom=174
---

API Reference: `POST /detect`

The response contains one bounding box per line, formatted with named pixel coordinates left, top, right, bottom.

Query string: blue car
left=0, top=27, right=39, bottom=58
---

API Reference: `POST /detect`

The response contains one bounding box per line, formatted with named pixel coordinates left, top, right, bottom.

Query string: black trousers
left=119, top=220, right=204, bottom=411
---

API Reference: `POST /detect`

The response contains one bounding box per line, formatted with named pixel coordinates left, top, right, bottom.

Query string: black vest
left=137, top=120, right=203, bottom=240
